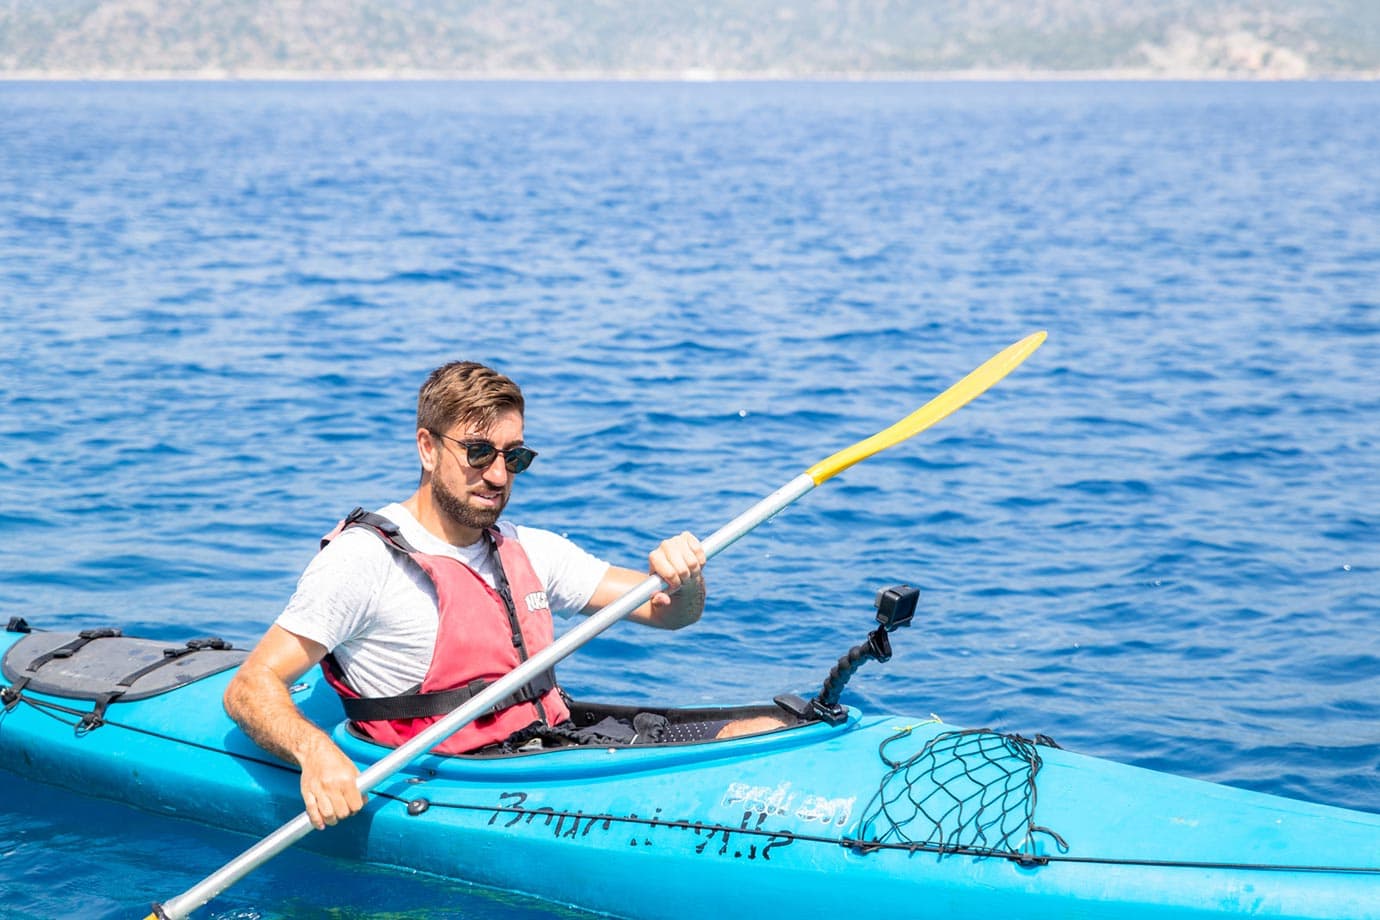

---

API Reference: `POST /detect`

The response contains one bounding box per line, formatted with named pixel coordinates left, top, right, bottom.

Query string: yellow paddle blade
left=804, top=331, right=1047, bottom=486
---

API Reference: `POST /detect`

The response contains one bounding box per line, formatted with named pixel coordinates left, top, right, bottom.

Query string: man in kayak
left=224, top=360, right=730, bottom=830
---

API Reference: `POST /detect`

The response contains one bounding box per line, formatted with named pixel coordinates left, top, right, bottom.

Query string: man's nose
left=482, top=458, right=510, bottom=485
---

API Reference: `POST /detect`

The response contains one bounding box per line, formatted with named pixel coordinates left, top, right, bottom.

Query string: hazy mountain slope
left=2, top=0, right=1377, bottom=76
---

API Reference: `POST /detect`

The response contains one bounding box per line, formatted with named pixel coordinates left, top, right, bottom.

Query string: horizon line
left=4, top=66, right=1379, bottom=83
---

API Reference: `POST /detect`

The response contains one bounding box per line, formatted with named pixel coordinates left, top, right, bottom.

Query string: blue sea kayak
left=2, top=617, right=1379, bottom=919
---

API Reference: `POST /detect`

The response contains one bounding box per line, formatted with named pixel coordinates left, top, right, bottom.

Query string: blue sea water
left=0, top=78, right=1377, bottom=918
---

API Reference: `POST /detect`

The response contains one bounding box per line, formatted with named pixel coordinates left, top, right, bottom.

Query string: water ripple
left=2, top=78, right=1379, bottom=918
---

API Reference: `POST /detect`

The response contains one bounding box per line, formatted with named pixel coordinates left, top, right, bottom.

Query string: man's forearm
left=225, top=660, right=367, bottom=828
left=223, top=663, right=334, bottom=767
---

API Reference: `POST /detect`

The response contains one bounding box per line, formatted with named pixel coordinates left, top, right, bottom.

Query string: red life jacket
left=318, top=508, right=571, bottom=754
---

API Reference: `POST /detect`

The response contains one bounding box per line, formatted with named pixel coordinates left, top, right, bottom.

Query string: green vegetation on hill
left=2, top=0, right=1378, bottom=77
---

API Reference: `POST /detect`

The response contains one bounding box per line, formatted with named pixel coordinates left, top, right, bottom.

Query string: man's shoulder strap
left=320, top=507, right=422, bottom=556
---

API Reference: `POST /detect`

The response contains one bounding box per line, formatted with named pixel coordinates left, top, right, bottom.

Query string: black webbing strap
left=325, top=507, right=423, bottom=555
left=114, top=637, right=234, bottom=689
left=339, top=667, right=560, bottom=722
left=483, top=529, right=524, bottom=649
left=77, top=637, right=235, bottom=732
left=1, top=628, right=121, bottom=710
left=481, top=528, right=556, bottom=729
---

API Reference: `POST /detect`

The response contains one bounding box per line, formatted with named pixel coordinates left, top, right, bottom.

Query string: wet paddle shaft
left=149, top=330, right=1047, bottom=919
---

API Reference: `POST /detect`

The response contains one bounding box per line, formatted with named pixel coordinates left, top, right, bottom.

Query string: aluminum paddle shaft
left=149, top=330, right=1046, bottom=919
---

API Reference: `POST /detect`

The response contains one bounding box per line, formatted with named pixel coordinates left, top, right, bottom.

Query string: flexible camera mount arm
left=777, top=584, right=918, bottom=726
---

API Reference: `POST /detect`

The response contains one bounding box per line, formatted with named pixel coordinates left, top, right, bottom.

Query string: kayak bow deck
left=2, top=604, right=1379, bottom=920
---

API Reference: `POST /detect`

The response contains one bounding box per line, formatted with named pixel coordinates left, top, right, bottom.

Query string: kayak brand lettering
left=486, top=791, right=614, bottom=839
left=721, top=781, right=854, bottom=828
left=486, top=791, right=796, bottom=860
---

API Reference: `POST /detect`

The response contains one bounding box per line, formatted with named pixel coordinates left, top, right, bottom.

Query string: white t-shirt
left=276, top=503, right=610, bottom=698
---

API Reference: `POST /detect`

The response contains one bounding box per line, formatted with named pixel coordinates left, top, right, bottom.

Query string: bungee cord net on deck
left=850, top=726, right=1067, bottom=865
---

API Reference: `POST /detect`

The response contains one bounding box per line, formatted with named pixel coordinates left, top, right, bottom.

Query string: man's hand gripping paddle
left=147, top=330, right=1047, bottom=919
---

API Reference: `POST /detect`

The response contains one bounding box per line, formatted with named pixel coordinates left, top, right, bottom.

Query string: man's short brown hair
left=417, top=361, right=525, bottom=435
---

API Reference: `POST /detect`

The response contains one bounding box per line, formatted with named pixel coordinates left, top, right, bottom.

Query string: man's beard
left=432, top=476, right=506, bottom=533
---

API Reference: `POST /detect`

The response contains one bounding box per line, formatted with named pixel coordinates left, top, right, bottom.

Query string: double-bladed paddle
left=148, top=330, right=1047, bottom=919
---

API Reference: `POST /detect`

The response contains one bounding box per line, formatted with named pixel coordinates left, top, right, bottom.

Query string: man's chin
left=454, top=503, right=503, bottom=530
left=432, top=485, right=506, bottom=532
left=467, top=496, right=507, bottom=525
left=468, top=509, right=503, bottom=529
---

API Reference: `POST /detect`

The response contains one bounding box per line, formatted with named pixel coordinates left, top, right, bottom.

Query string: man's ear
left=416, top=429, right=440, bottom=473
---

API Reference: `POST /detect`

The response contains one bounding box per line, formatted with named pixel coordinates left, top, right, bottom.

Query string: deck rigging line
left=8, top=693, right=1380, bottom=877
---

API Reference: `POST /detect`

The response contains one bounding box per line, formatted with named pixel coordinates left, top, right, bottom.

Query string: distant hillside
left=3, top=0, right=1378, bottom=78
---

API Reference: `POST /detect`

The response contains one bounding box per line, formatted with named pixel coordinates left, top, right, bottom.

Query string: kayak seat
left=563, top=698, right=803, bottom=745
left=340, top=696, right=808, bottom=757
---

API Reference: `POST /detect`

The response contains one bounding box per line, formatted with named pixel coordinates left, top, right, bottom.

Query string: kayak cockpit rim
left=332, top=697, right=863, bottom=780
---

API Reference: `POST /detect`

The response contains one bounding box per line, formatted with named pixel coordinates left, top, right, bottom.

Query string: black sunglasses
left=431, top=431, right=538, bottom=474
